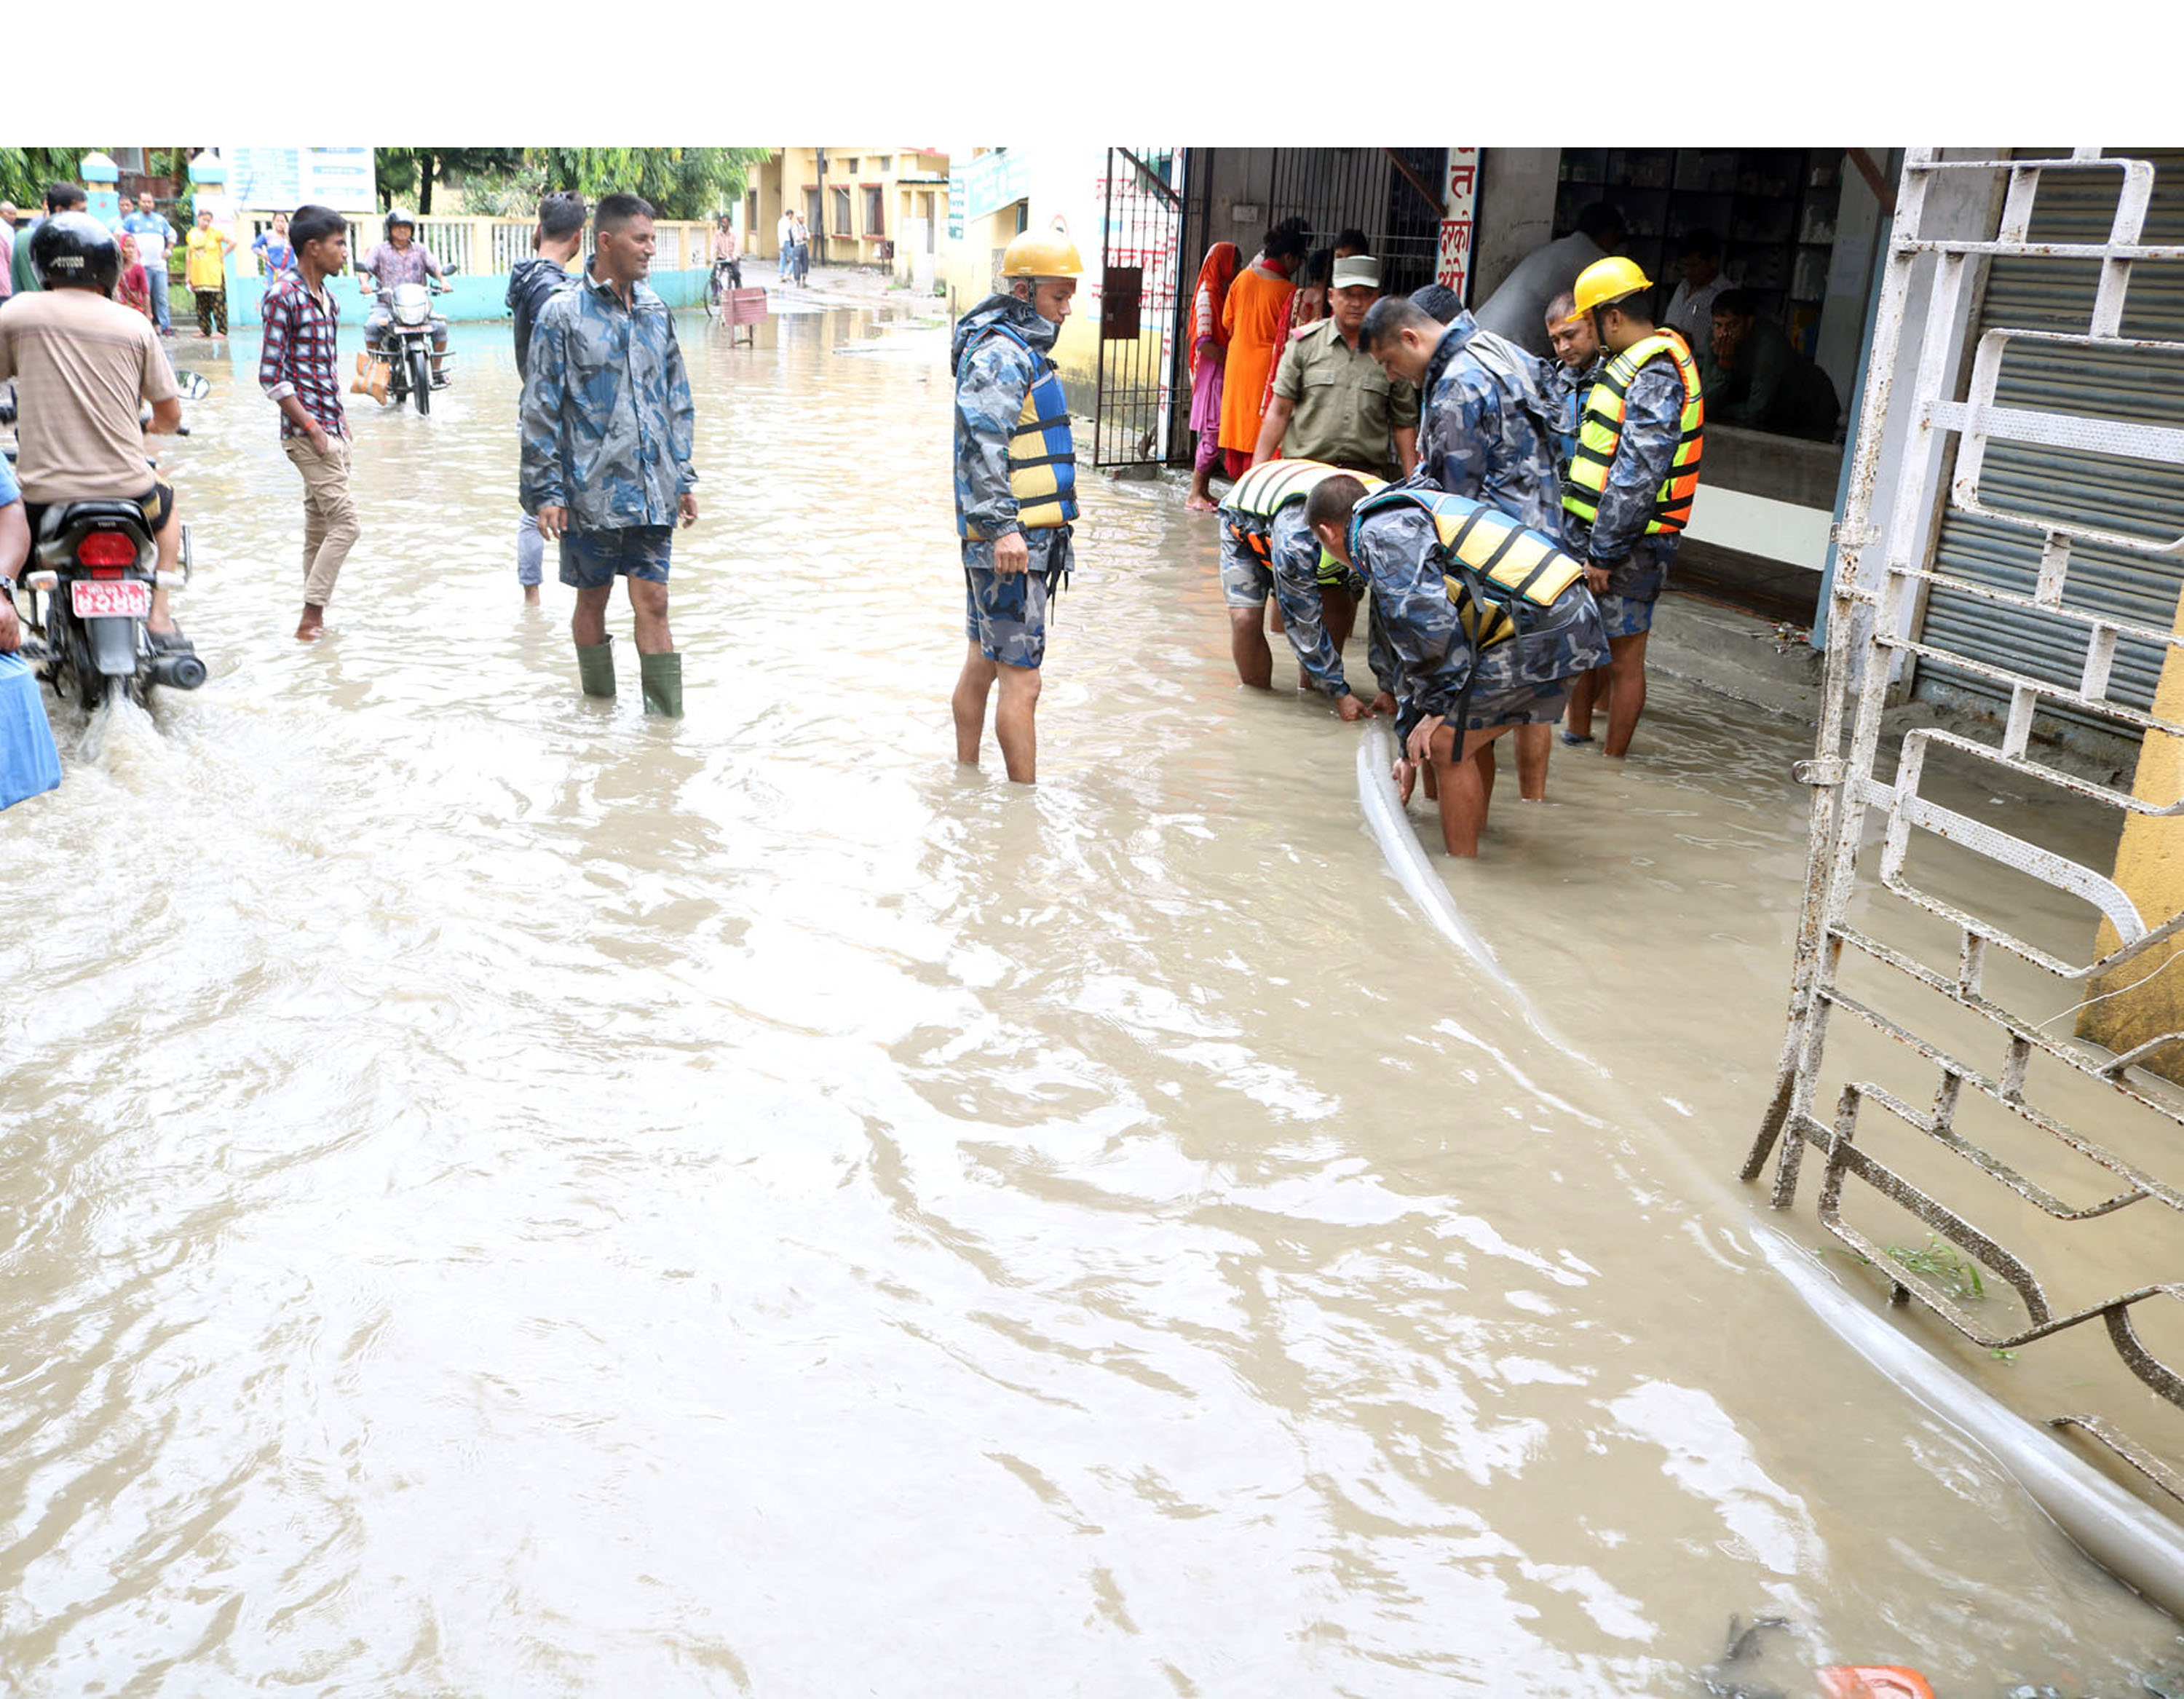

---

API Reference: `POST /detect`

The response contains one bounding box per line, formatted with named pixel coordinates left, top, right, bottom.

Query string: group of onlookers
left=2, top=183, right=292, bottom=341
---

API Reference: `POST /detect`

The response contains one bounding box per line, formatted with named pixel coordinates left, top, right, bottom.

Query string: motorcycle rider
left=357, top=206, right=448, bottom=387
left=0, top=213, right=189, bottom=649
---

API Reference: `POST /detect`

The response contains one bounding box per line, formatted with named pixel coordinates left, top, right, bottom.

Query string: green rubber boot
left=639, top=649, right=683, bottom=718
left=575, top=637, right=616, bottom=698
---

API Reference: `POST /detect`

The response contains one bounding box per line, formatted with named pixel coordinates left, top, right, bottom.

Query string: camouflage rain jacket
left=519, top=262, right=696, bottom=532
left=1414, top=309, right=1563, bottom=537
left=951, top=291, right=1071, bottom=572
left=1559, top=352, right=1686, bottom=599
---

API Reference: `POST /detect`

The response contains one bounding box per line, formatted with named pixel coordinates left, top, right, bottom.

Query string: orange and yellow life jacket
left=1561, top=330, right=1704, bottom=535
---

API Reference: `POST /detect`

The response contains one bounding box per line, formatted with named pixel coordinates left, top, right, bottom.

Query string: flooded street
left=5, top=301, right=2181, bottom=1693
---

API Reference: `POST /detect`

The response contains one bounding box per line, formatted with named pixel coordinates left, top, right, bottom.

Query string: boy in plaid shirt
left=258, top=204, right=360, bottom=641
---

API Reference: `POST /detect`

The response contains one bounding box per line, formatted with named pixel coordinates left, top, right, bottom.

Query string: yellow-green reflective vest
left=960, top=322, right=1078, bottom=539
left=1224, top=459, right=1387, bottom=583
left=1561, top=330, right=1704, bottom=534
left=1351, top=486, right=1588, bottom=650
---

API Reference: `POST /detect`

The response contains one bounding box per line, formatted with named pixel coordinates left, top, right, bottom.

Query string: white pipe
left=1754, top=1224, right=2184, bottom=1622
left=1356, top=721, right=1508, bottom=986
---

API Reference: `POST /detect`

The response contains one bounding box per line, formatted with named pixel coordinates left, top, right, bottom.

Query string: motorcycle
left=2, top=375, right=208, bottom=710
left=357, top=267, right=456, bottom=416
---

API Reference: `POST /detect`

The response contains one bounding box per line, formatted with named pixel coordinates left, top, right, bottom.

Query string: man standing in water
left=260, top=205, right=359, bottom=641
left=506, top=190, right=586, bottom=606
left=1556, top=258, right=1705, bottom=758
left=521, top=193, right=697, bottom=716
left=949, top=229, right=1080, bottom=785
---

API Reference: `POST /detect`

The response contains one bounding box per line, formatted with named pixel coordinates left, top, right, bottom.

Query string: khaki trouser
left=282, top=435, right=360, bottom=608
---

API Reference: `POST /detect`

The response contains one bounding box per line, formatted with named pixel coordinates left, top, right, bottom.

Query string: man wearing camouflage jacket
left=949, top=229, right=1082, bottom=785
left=1307, top=475, right=1607, bottom=859
left=521, top=193, right=696, bottom=717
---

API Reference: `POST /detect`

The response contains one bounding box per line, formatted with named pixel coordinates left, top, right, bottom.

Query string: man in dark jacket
left=507, top=191, right=586, bottom=605
left=1701, top=290, right=1840, bottom=440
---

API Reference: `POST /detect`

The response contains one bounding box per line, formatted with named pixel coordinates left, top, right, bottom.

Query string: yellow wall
left=2081, top=596, right=2184, bottom=1078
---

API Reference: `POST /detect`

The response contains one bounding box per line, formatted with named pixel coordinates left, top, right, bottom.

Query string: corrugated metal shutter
left=1915, top=148, right=2184, bottom=738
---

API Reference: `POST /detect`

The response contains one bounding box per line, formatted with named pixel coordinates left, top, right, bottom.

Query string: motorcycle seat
left=36, top=500, right=151, bottom=540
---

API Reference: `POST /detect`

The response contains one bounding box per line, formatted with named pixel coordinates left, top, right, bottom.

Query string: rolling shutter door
left=1914, top=148, right=2184, bottom=740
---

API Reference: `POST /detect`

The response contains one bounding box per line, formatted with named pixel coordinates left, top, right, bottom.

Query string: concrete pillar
left=2079, top=596, right=2184, bottom=1079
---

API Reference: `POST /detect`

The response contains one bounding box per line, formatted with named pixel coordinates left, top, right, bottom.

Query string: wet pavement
left=3, top=303, right=2180, bottom=1694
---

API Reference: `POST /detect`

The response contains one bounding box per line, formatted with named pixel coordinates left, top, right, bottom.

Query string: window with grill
left=831, top=186, right=852, bottom=237
left=865, top=187, right=884, bottom=234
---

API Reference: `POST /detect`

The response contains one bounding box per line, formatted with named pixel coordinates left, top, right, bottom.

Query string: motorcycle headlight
left=392, top=285, right=430, bottom=326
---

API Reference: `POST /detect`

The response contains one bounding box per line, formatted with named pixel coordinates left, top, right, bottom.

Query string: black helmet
left=384, top=206, right=417, bottom=239
left=32, top=212, right=122, bottom=294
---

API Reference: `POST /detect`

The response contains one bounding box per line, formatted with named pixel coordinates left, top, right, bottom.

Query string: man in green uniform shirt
left=1252, top=253, right=1420, bottom=655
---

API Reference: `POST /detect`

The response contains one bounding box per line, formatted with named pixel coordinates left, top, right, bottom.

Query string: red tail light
left=76, top=533, right=138, bottom=571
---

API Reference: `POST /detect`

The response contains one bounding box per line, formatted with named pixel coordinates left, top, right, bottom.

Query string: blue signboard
left=227, top=146, right=376, bottom=213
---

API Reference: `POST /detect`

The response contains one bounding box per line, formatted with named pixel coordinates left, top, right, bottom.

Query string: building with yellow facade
left=744, top=149, right=951, bottom=290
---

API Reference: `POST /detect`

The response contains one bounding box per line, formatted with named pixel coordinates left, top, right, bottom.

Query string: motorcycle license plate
left=70, top=579, right=152, bottom=619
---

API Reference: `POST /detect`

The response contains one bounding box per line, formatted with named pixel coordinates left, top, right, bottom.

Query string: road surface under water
left=3, top=302, right=2179, bottom=1695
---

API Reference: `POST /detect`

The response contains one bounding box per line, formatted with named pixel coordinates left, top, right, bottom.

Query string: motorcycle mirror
left=175, top=373, right=211, bottom=402
left=442, top=262, right=460, bottom=277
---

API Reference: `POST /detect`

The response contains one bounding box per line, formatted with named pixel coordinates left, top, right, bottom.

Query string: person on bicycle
left=709, top=215, right=741, bottom=299
left=357, top=207, right=449, bottom=387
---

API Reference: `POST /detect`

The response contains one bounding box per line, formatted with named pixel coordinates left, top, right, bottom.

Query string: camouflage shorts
left=965, top=565, right=1062, bottom=669
left=1218, top=528, right=1275, bottom=609
left=1596, top=593, right=1656, bottom=639
left=1460, top=676, right=1573, bottom=730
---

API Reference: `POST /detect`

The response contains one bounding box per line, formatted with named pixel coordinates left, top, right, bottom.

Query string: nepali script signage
left=226, top=147, right=377, bottom=215
left=1437, top=147, right=1479, bottom=302
left=948, top=150, right=1034, bottom=241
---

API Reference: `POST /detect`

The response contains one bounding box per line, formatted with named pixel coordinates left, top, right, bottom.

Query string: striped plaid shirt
left=258, top=272, right=349, bottom=440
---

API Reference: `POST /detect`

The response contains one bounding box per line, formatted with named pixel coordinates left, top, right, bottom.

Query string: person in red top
left=114, top=234, right=154, bottom=319
left=257, top=205, right=360, bottom=641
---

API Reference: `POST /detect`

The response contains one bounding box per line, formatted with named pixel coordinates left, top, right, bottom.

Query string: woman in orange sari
left=1218, top=218, right=1310, bottom=478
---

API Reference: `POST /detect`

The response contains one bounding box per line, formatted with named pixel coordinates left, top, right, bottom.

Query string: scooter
left=357, top=267, right=457, bottom=416
left=1, top=375, right=208, bottom=710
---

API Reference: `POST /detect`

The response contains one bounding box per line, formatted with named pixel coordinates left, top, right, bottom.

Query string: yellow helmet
left=1000, top=229, right=1083, bottom=279
left=1565, top=256, right=1654, bottom=322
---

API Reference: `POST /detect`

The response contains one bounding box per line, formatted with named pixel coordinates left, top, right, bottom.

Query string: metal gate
left=1267, top=147, right=1445, bottom=301
left=1917, top=149, right=2184, bottom=739
left=1744, top=149, right=2184, bottom=1503
left=1091, top=147, right=1187, bottom=469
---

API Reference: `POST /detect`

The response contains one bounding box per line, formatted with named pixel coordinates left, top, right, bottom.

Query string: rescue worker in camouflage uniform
left=949, top=229, right=1082, bottom=785
left=1541, top=288, right=1612, bottom=746
left=1357, top=291, right=1570, bottom=796
left=1216, top=458, right=1396, bottom=716
left=520, top=192, right=697, bottom=716
left=1555, top=258, right=1705, bottom=759
left=1541, top=288, right=1602, bottom=479
left=1305, top=473, right=1607, bottom=858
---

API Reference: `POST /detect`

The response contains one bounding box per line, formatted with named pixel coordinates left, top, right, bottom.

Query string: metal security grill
left=1265, top=148, right=1444, bottom=301
left=1091, top=147, right=1186, bottom=468
left=1744, top=150, right=2184, bottom=1507
left=1918, top=149, right=2184, bottom=738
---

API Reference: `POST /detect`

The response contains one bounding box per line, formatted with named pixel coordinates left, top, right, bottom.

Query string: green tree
left=529, top=148, right=773, bottom=221
left=0, top=148, right=103, bottom=210
left=374, top=147, right=527, bottom=215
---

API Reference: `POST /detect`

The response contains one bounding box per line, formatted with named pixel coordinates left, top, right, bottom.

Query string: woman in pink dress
left=1184, top=242, right=1238, bottom=511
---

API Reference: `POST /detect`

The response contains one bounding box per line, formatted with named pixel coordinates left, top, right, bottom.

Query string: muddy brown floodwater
left=2, top=302, right=2179, bottom=1695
